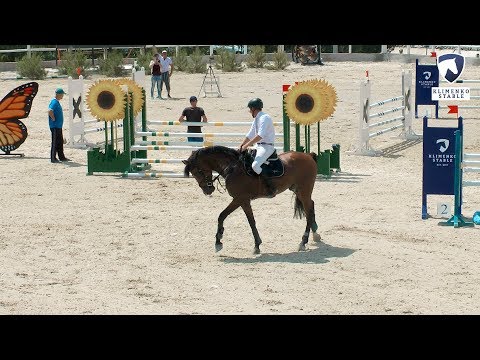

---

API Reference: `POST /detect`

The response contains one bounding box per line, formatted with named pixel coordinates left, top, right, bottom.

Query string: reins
left=212, top=159, right=241, bottom=194
left=212, top=162, right=237, bottom=193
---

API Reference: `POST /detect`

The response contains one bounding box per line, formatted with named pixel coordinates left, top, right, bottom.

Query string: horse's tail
left=294, top=195, right=306, bottom=219
left=309, top=152, right=318, bottom=163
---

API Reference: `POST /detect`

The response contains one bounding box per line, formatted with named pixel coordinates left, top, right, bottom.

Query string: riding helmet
left=247, top=98, right=263, bottom=110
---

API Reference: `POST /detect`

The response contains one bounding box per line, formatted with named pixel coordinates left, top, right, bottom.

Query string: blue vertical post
left=441, top=129, right=474, bottom=227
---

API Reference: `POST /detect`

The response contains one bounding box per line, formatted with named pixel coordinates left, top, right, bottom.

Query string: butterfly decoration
left=0, top=82, right=39, bottom=154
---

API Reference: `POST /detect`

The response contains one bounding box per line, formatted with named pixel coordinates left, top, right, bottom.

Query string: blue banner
left=422, top=116, right=463, bottom=219
left=415, top=59, right=439, bottom=118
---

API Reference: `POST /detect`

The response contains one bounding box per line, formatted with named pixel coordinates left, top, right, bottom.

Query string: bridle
left=195, top=166, right=214, bottom=188
left=195, top=163, right=236, bottom=193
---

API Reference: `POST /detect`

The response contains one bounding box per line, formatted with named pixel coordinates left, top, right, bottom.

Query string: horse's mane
left=189, top=146, right=240, bottom=162
left=184, top=146, right=240, bottom=177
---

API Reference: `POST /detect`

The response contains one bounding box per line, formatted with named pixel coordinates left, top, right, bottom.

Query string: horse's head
left=183, top=146, right=241, bottom=196
left=183, top=157, right=215, bottom=196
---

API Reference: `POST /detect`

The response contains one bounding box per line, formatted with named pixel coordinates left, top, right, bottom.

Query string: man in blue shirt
left=48, top=88, right=70, bottom=163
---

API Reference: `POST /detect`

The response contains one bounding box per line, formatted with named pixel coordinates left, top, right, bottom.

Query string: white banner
left=432, top=87, right=470, bottom=100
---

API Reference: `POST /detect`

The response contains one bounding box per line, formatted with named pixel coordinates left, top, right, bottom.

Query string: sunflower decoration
left=114, top=78, right=144, bottom=117
left=284, top=79, right=337, bottom=125
left=86, top=79, right=126, bottom=122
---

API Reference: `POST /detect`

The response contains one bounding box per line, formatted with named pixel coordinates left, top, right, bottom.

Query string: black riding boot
left=261, top=173, right=276, bottom=198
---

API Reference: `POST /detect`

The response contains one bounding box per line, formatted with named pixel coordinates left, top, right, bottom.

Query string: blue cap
left=189, top=96, right=197, bottom=102
left=55, top=88, right=66, bottom=95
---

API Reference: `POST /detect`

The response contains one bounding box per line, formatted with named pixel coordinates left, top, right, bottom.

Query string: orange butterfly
left=0, top=82, right=39, bottom=153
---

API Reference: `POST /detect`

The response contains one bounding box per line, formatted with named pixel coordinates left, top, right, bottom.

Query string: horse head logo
left=423, top=71, right=431, bottom=80
left=437, top=54, right=465, bottom=83
left=436, top=138, right=449, bottom=153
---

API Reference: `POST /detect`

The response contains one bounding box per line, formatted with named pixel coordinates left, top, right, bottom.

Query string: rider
left=239, top=98, right=277, bottom=197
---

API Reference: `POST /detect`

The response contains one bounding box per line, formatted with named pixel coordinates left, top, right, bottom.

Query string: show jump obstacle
left=422, top=116, right=463, bottom=220
left=282, top=79, right=340, bottom=176
left=348, top=70, right=420, bottom=156
left=68, top=76, right=123, bottom=149
left=67, top=71, right=147, bottom=149
left=422, top=115, right=480, bottom=226
left=86, top=71, right=342, bottom=178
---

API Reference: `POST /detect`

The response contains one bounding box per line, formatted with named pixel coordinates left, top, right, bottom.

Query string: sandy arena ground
left=1, top=57, right=479, bottom=315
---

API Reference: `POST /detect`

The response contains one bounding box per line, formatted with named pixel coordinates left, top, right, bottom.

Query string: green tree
left=16, top=54, right=47, bottom=80
left=58, top=50, right=90, bottom=78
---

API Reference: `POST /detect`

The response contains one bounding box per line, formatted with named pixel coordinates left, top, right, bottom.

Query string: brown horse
left=182, top=146, right=321, bottom=254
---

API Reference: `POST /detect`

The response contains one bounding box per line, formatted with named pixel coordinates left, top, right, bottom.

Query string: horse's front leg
left=240, top=200, right=262, bottom=254
left=215, top=198, right=241, bottom=252
left=310, top=200, right=322, bottom=243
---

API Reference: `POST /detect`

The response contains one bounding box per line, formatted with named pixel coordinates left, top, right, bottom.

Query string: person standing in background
left=178, top=96, right=208, bottom=142
left=159, top=49, right=174, bottom=99
left=48, top=88, right=70, bottom=163
left=149, top=53, right=162, bottom=99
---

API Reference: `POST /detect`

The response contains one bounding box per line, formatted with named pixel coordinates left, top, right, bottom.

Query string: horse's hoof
left=298, top=243, right=307, bottom=251
left=215, top=243, right=223, bottom=252
left=312, top=233, right=322, bottom=242
left=253, top=247, right=261, bottom=254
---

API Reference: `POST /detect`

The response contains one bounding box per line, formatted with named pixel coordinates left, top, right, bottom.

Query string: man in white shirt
left=239, top=98, right=277, bottom=197
left=159, top=49, right=174, bottom=99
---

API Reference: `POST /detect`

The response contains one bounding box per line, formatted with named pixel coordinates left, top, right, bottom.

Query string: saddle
left=241, top=149, right=284, bottom=178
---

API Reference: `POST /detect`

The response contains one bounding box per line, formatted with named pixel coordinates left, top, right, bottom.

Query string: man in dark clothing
left=48, top=88, right=70, bottom=163
left=178, top=96, right=208, bottom=142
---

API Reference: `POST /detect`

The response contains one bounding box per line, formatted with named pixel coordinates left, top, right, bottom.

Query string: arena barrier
left=348, top=71, right=419, bottom=156
left=67, top=70, right=146, bottom=149
left=440, top=129, right=480, bottom=227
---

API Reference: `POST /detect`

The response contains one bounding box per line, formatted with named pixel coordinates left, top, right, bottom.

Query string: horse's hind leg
left=297, top=193, right=315, bottom=251
left=215, top=199, right=241, bottom=252
left=241, top=201, right=262, bottom=254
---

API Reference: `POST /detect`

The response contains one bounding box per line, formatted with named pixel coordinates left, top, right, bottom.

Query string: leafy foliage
left=173, top=49, right=189, bottom=72
left=97, top=50, right=127, bottom=77
left=136, top=49, right=156, bottom=75
left=16, top=54, right=47, bottom=80
left=187, top=48, right=206, bottom=74
left=58, top=50, right=90, bottom=78
left=265, top=51, right=289, bottom=70
left=245, top=45, right=266, bottom=68
left=214, top=49, right=243, bottom=72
